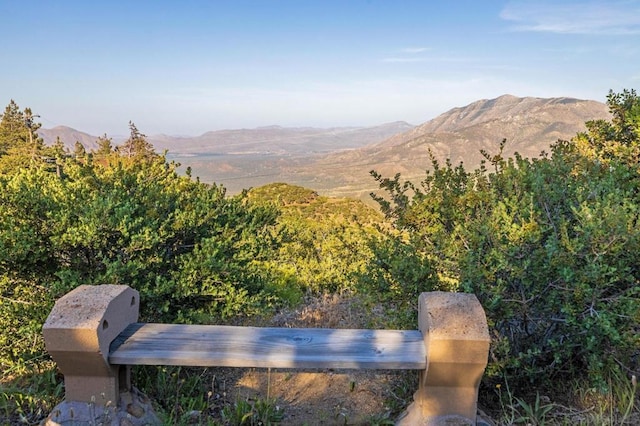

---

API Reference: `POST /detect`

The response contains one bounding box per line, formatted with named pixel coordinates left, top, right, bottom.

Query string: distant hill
left=36, top=95, right=611, bottom=201
left=299, top=95, right=611, bottom=199
left=148, top=122, right=414, bottom=155
left=38, top=126, right=101, bottom=152
left=37, top=122, right=415, bottom=157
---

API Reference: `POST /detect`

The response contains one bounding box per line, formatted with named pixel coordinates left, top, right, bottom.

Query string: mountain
left=298, top=95, right=611, bottom=199
left=37, top=126, right=101, bottom=152
left=37, top=122, right=414, bottom=157
left=35, top=95, right=611, bottom=201
left=148, top=122, right=414, bottom=155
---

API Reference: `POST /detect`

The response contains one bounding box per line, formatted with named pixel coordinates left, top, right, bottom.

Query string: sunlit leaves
left=370, top=90, right=640, bottom=390
left=0, top=151, right=283, bottom=368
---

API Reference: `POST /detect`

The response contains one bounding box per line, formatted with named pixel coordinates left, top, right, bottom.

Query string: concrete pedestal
left=43, top=285, right=161, bottom=424
left=397, top=292, right=490, bottom=425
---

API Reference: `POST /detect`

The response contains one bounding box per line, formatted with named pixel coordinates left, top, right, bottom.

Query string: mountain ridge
left=38, top=122, right=416, bottom=156
left=38, top=125, right=101, bottom=151
left=293, top=94, right=611, bottom=199
left=149, top=121, right=415, bottom=155
left=36, top=94, right=611, bottom=199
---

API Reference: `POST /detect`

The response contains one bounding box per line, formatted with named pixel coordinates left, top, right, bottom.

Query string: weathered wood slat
left=109, top=323, right=426, bottom=370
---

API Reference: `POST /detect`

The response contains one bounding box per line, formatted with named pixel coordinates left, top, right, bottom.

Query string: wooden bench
left=43, top=285, right=490, bottom=425
left=110, top=323, right=427, bottom=370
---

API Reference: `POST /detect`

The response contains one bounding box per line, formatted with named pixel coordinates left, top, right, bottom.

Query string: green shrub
left=249, top=183, right=384, bottom=294
left=0, top=155, right=285, bottom=389
left=370, top=91, right=640, bottom=390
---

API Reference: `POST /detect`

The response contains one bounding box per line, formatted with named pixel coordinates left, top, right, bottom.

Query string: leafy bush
left=249, top=183, right=383, bottom=294
left=0, top=152, right=284, bottom=377
left=371, top=91, right=640, bottom=390
left=2, top=92, right=640, bottom=421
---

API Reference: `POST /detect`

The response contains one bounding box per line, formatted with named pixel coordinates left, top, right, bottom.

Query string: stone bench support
left=397, top=292, right=491, bottom=425
left=43, top=285, right=490, bottom=425
left=43, top=285, right=140, bottom=404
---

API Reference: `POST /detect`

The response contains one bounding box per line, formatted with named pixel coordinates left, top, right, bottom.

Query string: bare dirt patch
left=225, top=368, right=411, bottom=425
left=215, top=293, right=416, bottom=425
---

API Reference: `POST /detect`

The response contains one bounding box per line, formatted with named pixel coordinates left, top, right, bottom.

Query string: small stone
left=126, top=403, right=145, bottom=418
left=120, top=391, right=133, bottom=406
left=187, top=410, right=201, bottom=423
left=120, top=418, right=134, bottom=426
left=434, top=415, right=474, bottom=425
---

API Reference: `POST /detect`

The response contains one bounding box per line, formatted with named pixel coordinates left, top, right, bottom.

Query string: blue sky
left=1, top=0, right=639, bottom=136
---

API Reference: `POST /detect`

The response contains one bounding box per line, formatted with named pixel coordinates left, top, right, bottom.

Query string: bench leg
left=397, top=292, right=490, bottom=425
left=42, top=284, right=160, bottom=425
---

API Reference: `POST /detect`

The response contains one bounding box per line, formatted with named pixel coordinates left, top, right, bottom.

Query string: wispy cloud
left=400, top=47, right=431, bottom=54
left=382, top=46, right=432, bottom=63
left=500, top=0, right=640, bottom=35
left=382, top=54, right=486, bottom=64
left=382, top=57, right=427, bottom=63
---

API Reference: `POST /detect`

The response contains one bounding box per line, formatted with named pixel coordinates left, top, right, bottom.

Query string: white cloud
left=382, top=47, right=433, bottom=63
left=400, top=47, right=431, bottom=54
left=500, top=0, right=640, bottom=35
left=382, top=57, right=427, bottom=63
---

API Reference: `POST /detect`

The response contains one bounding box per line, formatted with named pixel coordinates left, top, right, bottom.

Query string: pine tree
left=73, top=141, right=86, bottom=158
left=0, top=100, right=29, bottom=156
left=94, top=134, right=113, bottom=158
left=0, top=100, right=44, bottom=172
left=49, top=136, right=67, bottom=158
left=116, top=121, right=156, bottom=161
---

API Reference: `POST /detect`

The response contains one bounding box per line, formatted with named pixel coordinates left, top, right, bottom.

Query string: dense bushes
left=371, top=90, right=640, bottom=390
left=0, top=155, right=284, bottom=373
left=462, top=147, right=640, bottom=387
left=0, top=164, right=388, bottom=421
left=248, top=183, right=383, bottom=295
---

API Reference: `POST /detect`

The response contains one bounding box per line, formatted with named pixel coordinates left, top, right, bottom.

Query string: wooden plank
left=109, top=323, right=426, bottom=370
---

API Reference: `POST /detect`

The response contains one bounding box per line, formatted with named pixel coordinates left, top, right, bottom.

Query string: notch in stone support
left=43, top=285, right=139, bottom=405
left=398, top=291, right=490, bottom=425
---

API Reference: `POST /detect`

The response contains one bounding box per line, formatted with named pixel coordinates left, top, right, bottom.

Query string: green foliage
left=513, top=392, right=555, bottom=425
left=135, top=366, right=213, bottom=424
left=3, top=91, right=640, bottom=422
left=116, top=121, right=158, bottom=162
left=574, top=89, right=640, bottom=167
left=249, top=183, right=383, bottom=295
left=0, top=126, right=286, bottom=380
left=0, top=100, right=46, bottom=172
left=94, top=133, right=114, bottom=158
left=221, top=397, right=284, bottom=425
left=0, top=126, right=288, bottom=422
left=371, top=92, right=640, bottom=391
left=494, top=380, right=557, bottom=425
left=365, top=153, right=485, bottom=326
left=0, top=364, right=63, bottom=424
left=356, top=229, right=439, bottom=328
left=0, top=100, right=31, bottom=155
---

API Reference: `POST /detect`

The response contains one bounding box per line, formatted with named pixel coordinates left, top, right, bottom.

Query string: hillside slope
left=36, top=95, right=611, bottom=200
left=303, top=95, right=610, bottom=198
left=149, top=122, right=414, bottom=155
left=37, top=126, right=100, bottom=151
left=38, top=122, right=414, bottom=156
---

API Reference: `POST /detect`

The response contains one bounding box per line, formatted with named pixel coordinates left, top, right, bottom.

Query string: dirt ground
left=213, top=294, right=418, bottom=425
left=219, top=367, right=411, bottom=425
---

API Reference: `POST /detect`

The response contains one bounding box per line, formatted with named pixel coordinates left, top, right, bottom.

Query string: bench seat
left=109, top=323, right=426, bottom=370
